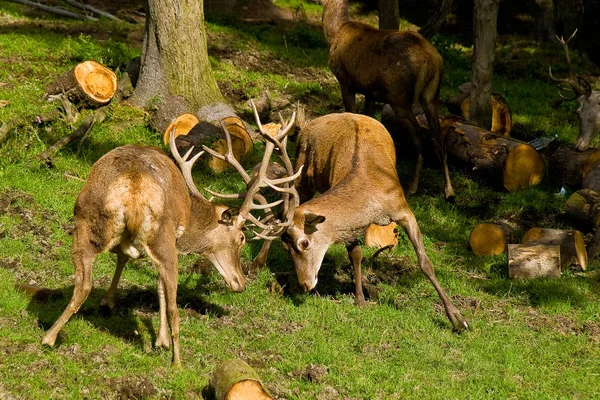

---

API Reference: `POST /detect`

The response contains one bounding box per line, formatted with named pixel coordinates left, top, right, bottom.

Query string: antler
left=201, top=101, right=302, bottom=240
left=549, top=29, right=591, bottom=100
left=169, top=128, right=205, bottom=199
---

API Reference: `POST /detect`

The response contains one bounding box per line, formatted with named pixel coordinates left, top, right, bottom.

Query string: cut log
left=548, top=145, right=600, bottom=190
left=44, top=60, right=117, bottom=108
left=162, top=113, right=200, bottom=144
left=364, top=223, right=398, bottom=249
left=508, top=244, right=562, bottom=279
left=587, top=229, right=600, bottom=262
left=522, top=227, right=587, bottom=270
left=469, top=222, right=517, bottom=255
left=582, top=162, right=600, bottom=193
left=173, top=116, right=253, bottom=174
left=152, top=95, right=193, bottom=136
left=444, top=120, right=545, bottom=191
left=460, top=93, right=512, bottom=136
left=565, top=189, right=600, bottom=231
left=209, top=359, right=272, bottom=400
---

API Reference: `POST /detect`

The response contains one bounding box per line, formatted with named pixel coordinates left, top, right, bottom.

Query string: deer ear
left=304, top=212, right=325, bottom=233
left=219, top=208, right=239, bottom=225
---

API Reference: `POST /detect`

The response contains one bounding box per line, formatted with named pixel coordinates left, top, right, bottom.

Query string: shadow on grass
left=26, top=279, right=228, bottom=350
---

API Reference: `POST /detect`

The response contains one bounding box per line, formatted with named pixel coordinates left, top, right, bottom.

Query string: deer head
left=549, top=29, right=600, bottom=151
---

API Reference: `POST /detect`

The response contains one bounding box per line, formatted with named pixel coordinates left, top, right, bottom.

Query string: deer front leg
left=422, top=101, right=455, bottom=200
left=395, top=204, right=468, bottom=331
left=340, top=84, right=357, bottom=113
left=364, top=96, right=376, bottom=117
left=393, top=106, right=423, bottom=195
left=42, top=229, right=97, bottom=346
left=347, top=241, right=365, bottom=307
left=100, top=252, right=128, bottom=311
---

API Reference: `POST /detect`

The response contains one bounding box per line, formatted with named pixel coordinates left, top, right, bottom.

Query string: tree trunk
left=131, top=0, right=234, bottom=122
left=468, top=0, right=500, bottom=130
left=548, top=145, right=600, bottom=190
left=565, top=189, right=600, bottom=231
left=419, top=0, right=453, bottom=39
left=508, top=244, right=562, bottom=279
left=210, top=359, right=272, bottom=400
left=443, top=119, right=545, bottom=191
left=534, top=0, right=555, bottom=42
left=469, top=222, right=517, bottom=255
left=378, top=0, right=400, bottom=30
left=522, top=227, right=587, bottom=270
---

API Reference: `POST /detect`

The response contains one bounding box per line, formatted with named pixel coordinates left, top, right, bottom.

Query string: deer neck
left=177, top=195, right=219, bottom=254
left=322, top=0, right=349, bottom=45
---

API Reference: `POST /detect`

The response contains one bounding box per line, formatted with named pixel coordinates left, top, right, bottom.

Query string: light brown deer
left=41, top=111, right=298, bottom=367
left=322, top=0, right=454, bottom=200
left=550, top=29, right=600, bottom=151
left=281, top=113, right=468, bottom=331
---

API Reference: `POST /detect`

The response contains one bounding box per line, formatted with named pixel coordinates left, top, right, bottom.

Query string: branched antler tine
left=269, top=166, right=304, bottom=186
left=169, top=128, right=205, bottom=198
left=249, top=199, right=284, bottom=210
left=204, top=188, right=246, bottom=199
left=276, top=111, right=296, bottom=141
left=250, top=230, right=281, bottom=241
left=245, top=213, right=271, bottom=230
left=550, top=29, right=585, bottom=98
left=201, top=144, right=226, bottom=160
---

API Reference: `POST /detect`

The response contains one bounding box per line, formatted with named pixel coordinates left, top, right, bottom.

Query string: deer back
left=75, top=145, right=191, bottom=258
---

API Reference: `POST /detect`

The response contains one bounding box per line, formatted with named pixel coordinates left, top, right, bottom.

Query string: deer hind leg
left=393, top=202, right=468, bottom=331
left=147, top=239, right=181, bottom=367
left=346, top=241, right=365, bottom=306
left=420, top=90, right=455, bottom=200
left=392, top=106, right=423, bottom=195
left=100, top=252, right=129, bottom=311
left=42, top=228, right=97, bottom=346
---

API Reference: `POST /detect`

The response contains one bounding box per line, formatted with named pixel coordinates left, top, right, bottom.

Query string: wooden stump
left=548, top=145, right=600, bottom=190
left=209, top=359, right=272, bottom=400
left=522, top=227, right=587, bottom=270
left=444, top=120, right=545, bottom=191
left=169, top=115, right=253, bottom=174
left=582, top=159, right=600, bottom=193
left=508, top=244, right=562, bottom=279
left=152, top=95, right=193, bottom=136
left=469, top=222, right=517, bottom=255
left=364, top=223, right=398, bottom=249
left=565, top=189, right=600, bottom=231
left=460, top=93, right=512, bottom=136
left=44, top=60, right=117, bottom=108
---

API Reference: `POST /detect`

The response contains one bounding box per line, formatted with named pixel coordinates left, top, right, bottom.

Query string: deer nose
left=231, top=276, right=246, bottom=292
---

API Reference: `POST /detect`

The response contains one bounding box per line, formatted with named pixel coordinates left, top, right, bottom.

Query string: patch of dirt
left=105, top=376, right=158, bottom=400
left=289, top=364, right=328, bottom=382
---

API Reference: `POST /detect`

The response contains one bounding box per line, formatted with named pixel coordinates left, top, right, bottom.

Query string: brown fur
left=322, top=0, right=454, bottom=199
left=42, top=145, right=247, bottom=367
left=282, top=114, right=468, bottom=330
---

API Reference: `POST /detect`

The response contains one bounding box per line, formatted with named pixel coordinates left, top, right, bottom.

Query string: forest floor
left=1, top=1, right=600, bottom=399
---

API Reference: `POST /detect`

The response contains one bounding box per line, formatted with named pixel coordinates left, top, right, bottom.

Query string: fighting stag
left=41, top=106, right=299, bottom=367
left=550, top=29, right=600, bottom=150
left=282, top=113, right=468, bottom=331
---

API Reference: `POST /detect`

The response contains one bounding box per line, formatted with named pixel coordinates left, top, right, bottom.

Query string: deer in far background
left=282, top=112, right=468, bottom=331
left=321, top=0, right=455, bottom=200
left=41, top=111, right=298, bottom=367
left=550, top=29, right=600, bottom=151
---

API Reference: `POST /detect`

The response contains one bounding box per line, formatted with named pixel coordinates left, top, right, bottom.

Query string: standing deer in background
left=550, top=29, right=600, bottom=151
left=41, top=112, right=299, bottom=367
left=322, top=0, right=455, bottom=200
left=282, top=113, right=468, bottom=331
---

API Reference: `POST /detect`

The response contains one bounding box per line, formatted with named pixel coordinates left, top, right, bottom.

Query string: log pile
left=548, top=145, right=600, bottom=190
left=469, top=222, right=517, bottom=255
left=443, top=119, right=545, bottom=192
left=521, top=228, right=587, bottom=270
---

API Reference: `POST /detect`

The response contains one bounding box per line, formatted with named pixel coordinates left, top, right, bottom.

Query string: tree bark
left=131, top=0, right=234, bottom=122
left=468, top=0, right=500, bottom=130
left=522, top=227, right=587, bottom=270
left=565, top=189, right=600, bottom=231
left=508, top=244, right=562, bottom=279
left=378, top=0, right=400, bottom=30
left=210, top=359, right=272, bottom=400
left=548, top=145, right=600, bottom=190
left=419, top=0, right=453, bottom=39
left=534, top=0, right=555, bottom=42
left=443, top=119, right=545, bottom=191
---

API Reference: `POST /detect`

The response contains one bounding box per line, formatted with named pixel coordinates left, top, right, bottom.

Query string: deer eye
left=300, top=238, right=310, bottom=250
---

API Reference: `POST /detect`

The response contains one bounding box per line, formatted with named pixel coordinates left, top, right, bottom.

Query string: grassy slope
left=1, top=1, right=600, bottom=399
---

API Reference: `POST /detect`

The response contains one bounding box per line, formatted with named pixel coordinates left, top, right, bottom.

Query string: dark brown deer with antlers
left=550, top=29, right=600, bottom=151
left=41, top=108, right=299, bottom=367
left=322, top=0, right=454, bottom=200
left=281, top=113, right=468, bottom=331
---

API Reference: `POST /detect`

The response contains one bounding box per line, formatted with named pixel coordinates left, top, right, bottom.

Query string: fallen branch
left=61, top=0, right=123, bottom=22
left=37, top=106, right=107, bottom=166
left=9, top=0, right=98, bottom=21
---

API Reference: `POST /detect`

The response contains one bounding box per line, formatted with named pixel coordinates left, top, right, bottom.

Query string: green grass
left=1, top=1, right=600, bottom=399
